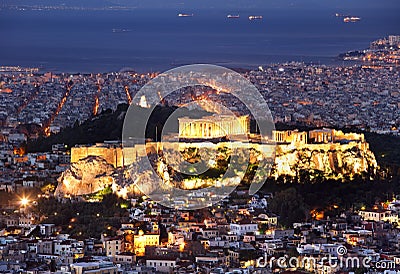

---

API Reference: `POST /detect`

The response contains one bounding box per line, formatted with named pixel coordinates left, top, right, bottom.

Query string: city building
left=133, top=231, right=160, bottom=256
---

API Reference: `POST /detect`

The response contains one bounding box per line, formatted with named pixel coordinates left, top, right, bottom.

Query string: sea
left=0, top=2, right=399, bottom=73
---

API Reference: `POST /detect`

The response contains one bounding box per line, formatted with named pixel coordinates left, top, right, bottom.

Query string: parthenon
left=178, top=115, right=250, bottom=139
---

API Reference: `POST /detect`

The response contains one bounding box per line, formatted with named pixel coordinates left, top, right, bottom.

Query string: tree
left=259, top=223, right=269, bottom=234
left=269, top=188, right=308, bottom=227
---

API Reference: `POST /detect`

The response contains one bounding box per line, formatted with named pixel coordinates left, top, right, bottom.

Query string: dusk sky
left=3, top=0, right=400, bottom=10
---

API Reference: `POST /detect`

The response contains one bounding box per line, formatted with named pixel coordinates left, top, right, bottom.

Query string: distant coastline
left=1, top=56, right=360, bottom=75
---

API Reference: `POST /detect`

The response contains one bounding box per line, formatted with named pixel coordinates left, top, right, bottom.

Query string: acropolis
left=58, top=125, right=378, bottom=199
left=178, top=115, right=250, bottom=139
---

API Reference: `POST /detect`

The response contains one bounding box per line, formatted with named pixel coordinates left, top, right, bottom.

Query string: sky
left=2, top=0, right=399, bottom=10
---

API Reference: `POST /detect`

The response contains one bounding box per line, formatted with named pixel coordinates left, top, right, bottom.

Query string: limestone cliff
left=55, top=156, right=116, bottom=197
left=271, top=142, right=377, bottom=179
left=55, top=156, right=147, bottom=199
left=56, top=141, right=378, bottom=199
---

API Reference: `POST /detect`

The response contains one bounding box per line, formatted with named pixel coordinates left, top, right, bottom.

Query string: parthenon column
left=197, top=123, right=201, bottom=137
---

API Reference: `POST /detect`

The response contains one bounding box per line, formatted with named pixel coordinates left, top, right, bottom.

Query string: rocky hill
left=56, top=140, right=378, bottom=199
left=55, top=156, right=116, bottom=197
left=271, top=142, right=377, bottom=180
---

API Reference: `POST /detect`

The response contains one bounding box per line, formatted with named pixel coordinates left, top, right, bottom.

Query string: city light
left=20, top=197, right=29, bottom=207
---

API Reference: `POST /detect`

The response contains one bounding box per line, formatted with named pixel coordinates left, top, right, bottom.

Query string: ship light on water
left=249, top=15, right=263, bottom=20
left=343, top=16, right=361, bottom=23
left=178, top=13, right=194, bottom=17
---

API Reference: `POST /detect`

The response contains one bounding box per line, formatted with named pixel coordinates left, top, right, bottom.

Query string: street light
left=20, top=197, right=29, bottom=207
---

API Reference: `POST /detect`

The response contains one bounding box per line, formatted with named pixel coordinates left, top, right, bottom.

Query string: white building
left=359, top=209, right=399, bottom=224
left=229, top=221, right=258, bottom=236
left=146, top=257, right=176, bottom=273
left=70, top=261, right=118, bottom=274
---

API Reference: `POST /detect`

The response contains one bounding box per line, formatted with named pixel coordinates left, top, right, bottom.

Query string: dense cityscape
left=0, top=6, right=400, bottom=271
left=1, top=47, right=400, bottom=138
